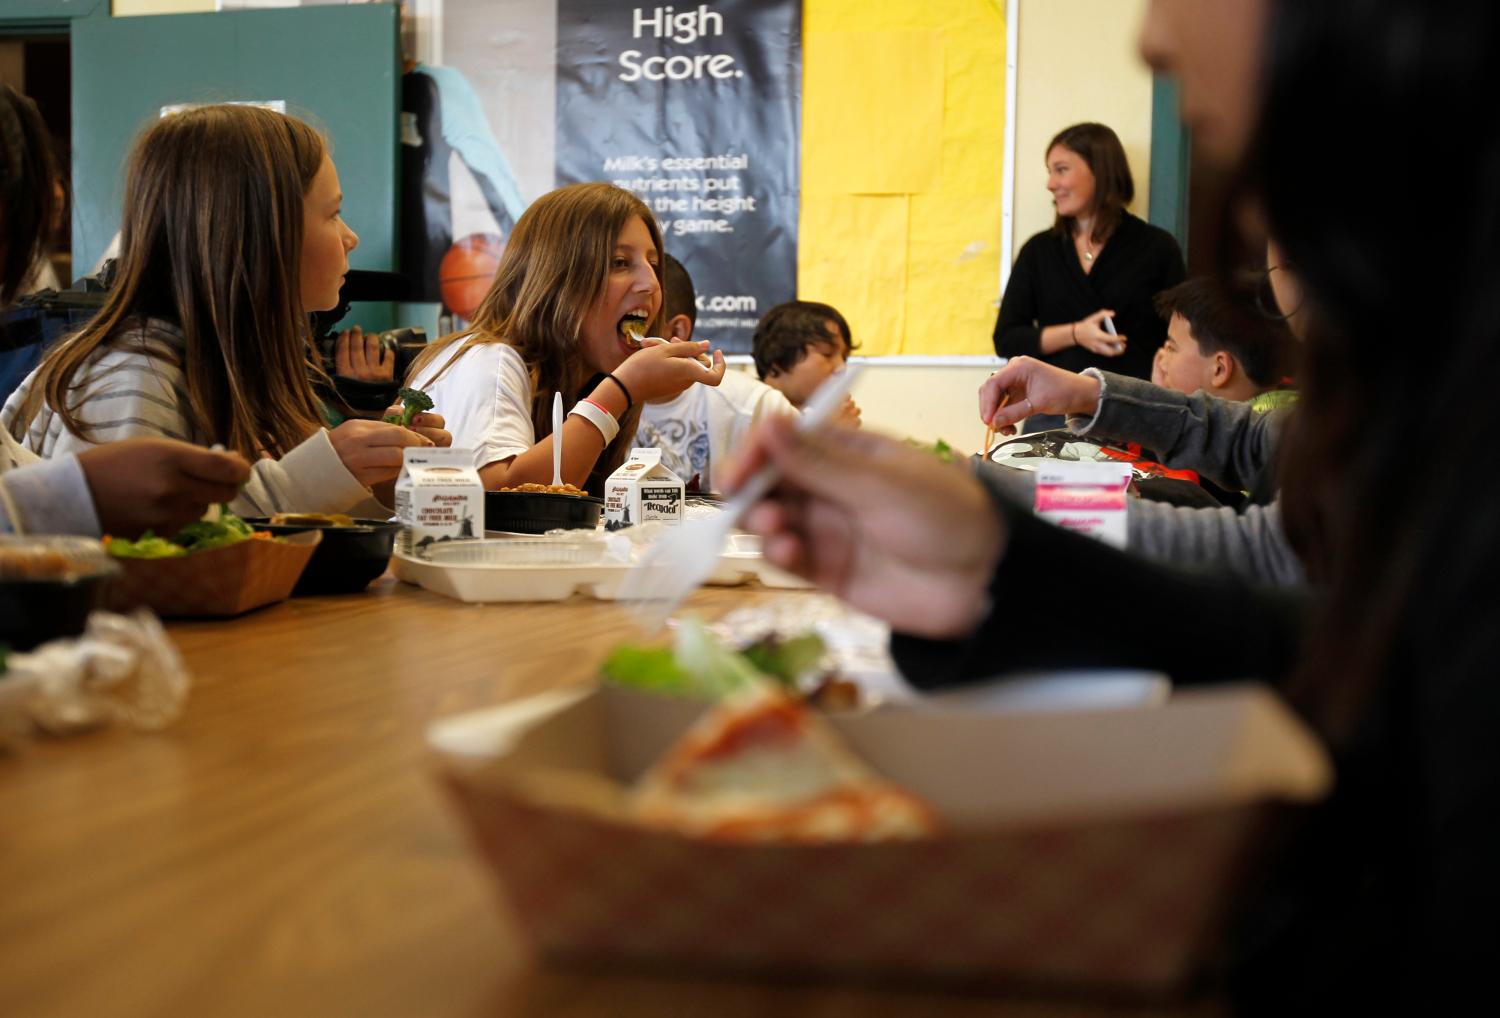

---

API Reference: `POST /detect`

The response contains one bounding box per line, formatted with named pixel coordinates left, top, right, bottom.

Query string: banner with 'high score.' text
left=554, top=0, right=801, bottom=353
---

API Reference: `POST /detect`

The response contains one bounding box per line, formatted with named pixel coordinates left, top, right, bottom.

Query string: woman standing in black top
left=994, top=123, right=1185, bottom=430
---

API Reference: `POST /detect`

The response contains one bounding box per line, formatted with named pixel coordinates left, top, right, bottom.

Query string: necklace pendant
left=1084, top=250, right=1094, bottom=261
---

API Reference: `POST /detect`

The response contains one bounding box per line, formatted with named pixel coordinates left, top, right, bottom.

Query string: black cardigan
left=994, top=212, right=1186, bottom=381
left=891, top=482, right=1500, bottom=1015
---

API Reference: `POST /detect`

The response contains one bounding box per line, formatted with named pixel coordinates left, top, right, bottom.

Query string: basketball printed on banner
left=439, top=233, right=505, bottom=319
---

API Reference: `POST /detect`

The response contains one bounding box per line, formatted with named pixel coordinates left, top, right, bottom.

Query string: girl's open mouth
left=618, top=312, right=649, bottom=350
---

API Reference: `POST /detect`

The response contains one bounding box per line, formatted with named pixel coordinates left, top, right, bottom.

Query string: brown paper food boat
left=427, top=682, right=1331, bottom=996
left=104, top=530, right=321, bottom=618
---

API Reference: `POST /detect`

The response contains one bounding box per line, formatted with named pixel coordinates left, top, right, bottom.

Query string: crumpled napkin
left=0, top=611, right=191, bottom=744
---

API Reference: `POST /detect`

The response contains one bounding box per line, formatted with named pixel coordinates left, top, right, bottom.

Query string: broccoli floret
left=384, top=387, right=435, bottom=428
left=904, top=437, right=958, bottom=463
left=174, top=510, right=254, bottom=552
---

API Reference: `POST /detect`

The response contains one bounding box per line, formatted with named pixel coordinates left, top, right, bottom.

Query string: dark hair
left=1153, top=275, right=1297, bottom=388
left=1046, top=122, right=1134, bottom=244
left=751, top=300, right=856, bottom=380
left=0, top=84, right=59, bottom=306
left=661, top=252, right=696, bottom=325
left=1254, top=1, right=1500, bottom=738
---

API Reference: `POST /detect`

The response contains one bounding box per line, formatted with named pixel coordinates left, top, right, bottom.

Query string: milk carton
left=604, top=448, right=684, bottom=529
left=394, top=447, right=484, bottom=556
left=1033, top=460, right=1133, bottom=549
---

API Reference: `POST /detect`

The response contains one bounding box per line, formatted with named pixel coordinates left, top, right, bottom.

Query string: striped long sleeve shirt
left=1, top=318, right=377, bottom=518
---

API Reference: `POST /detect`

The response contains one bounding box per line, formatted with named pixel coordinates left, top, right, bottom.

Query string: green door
left=70, top=3, right=399, bottom=284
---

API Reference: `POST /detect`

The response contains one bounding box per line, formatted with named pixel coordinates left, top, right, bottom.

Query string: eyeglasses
left=1255, top=264, right=1302, bottom=322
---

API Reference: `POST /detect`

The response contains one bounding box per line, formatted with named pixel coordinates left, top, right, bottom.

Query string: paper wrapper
left=104, top=531, right=320, bottom=618
left=430, top=684, right=1332, bottom=994
left=0, top=610, right=191, bottom=746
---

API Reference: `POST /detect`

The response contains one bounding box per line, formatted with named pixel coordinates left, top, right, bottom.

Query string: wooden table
left=0, top=577, right=1221, bottom=1018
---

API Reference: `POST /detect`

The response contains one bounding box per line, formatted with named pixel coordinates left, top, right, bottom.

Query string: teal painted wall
left=1147, top=75, right=1191, bottom=257
left=0, top=0, right=106, bottom=26
left=69, top=4, right=399, bottom=283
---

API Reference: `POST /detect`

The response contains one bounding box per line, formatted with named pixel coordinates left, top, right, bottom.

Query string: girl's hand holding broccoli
left=329, top=419, right=434, bottom=487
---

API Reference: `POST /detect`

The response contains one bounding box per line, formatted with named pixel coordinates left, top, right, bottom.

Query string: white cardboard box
left=604, top=448, right=684, bottom=529
left=393, top=447, right=483, bottom=557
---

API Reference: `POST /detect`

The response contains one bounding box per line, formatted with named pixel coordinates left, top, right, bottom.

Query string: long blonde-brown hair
left=11, top=104, right=330, bottom=458
left=408, top=182, right=663, bottom=484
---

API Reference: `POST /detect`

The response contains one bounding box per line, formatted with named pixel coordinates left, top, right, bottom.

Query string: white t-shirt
left=636, top=370, right=796, bottom=494
left=410, top=339, right=536, bottom=470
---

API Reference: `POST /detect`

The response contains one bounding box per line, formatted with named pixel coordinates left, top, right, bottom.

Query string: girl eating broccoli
left=405, top=182, right=725, bottom=494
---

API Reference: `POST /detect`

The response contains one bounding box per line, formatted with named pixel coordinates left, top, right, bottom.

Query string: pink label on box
left=1033, top=486, right=1128, bottom=513
left=1034, top=462, right=1133, bottom=549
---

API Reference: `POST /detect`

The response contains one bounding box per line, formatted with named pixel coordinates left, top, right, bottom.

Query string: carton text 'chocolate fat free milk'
left=394, top=447, right=483, bottom=557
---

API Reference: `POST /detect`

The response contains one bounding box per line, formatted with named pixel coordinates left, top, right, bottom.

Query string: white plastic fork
left=552, top=391, right=564, bottom=487
left=617, top=365, right=862, bottom=630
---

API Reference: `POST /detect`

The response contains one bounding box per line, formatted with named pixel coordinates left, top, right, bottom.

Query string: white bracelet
left=568, top=399, right=620, bottom=445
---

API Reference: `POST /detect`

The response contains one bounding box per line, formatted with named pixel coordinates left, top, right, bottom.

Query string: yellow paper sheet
left=800, top=1, right=1006, bottom=356
left=904, top=193, right=1003, bottom=355
left=803, top=31, right=945, bottom=196
left=797, top=194, right=909, bottom=357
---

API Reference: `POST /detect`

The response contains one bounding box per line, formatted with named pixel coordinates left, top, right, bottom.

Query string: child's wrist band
left=603, top=373, right=634, bottom=413
left=569, top=400, right=620, bottom=444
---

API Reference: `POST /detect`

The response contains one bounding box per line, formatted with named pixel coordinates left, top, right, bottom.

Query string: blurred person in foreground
left=728, top=0, right=1500, bottom=1011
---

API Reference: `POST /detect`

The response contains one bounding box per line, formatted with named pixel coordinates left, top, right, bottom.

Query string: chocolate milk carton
left=394, top=447, right=483, bottom=557
left=604, top=448, right=684, bottom=529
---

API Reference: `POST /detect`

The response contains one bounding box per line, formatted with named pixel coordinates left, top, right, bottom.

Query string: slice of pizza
left=632, top=687, right=938, bottom=843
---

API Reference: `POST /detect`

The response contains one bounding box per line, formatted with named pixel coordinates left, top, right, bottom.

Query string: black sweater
left=891, top=482, right=1500, bottom=1015
left=994, top=212, right=1186, bottom=381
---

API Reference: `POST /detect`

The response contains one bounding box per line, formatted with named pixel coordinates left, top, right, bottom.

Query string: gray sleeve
left=1127, top=495, right=1304, bottom=586
left=0, top=455, right=102, bottom=536
left=972, top=460, right=1305, bottom=587
left=1067, top=370, right=1283, bottom=491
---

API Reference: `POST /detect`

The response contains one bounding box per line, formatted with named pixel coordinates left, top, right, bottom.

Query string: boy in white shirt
left=635, top=255, right=795, bottom=494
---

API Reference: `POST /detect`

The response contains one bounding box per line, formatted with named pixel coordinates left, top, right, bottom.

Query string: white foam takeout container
left=705, top=532, right=811, bottom=589
left=391, top=536, right=628, bottom=603
left=429, top=681, right=1331, bottom=993
left=394, top=531, right=809, bottom=603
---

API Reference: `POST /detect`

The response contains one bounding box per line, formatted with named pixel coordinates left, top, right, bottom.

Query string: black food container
left=483, top=491, right=603, bottom=535
left=242, top=518, right=399, bottom=595
left=0, top=537, right=118, bottom=651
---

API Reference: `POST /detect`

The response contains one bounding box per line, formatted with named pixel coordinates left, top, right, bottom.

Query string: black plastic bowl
left=0, top=537, right=119, bottom=651
left=243, top=518, right=399, bottom=595
left=484, top=491, right=603, bottom=535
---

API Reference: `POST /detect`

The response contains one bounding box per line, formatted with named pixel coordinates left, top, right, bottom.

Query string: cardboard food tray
left=430, top=682, right=1331, bottom=993
left=104, top=531, right=320, bottom=618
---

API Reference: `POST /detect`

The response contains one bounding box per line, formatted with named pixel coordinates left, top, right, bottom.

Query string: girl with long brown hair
left=406, top=182, right=725, bottom=494
left=1, top=104, right=445, bottom=516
